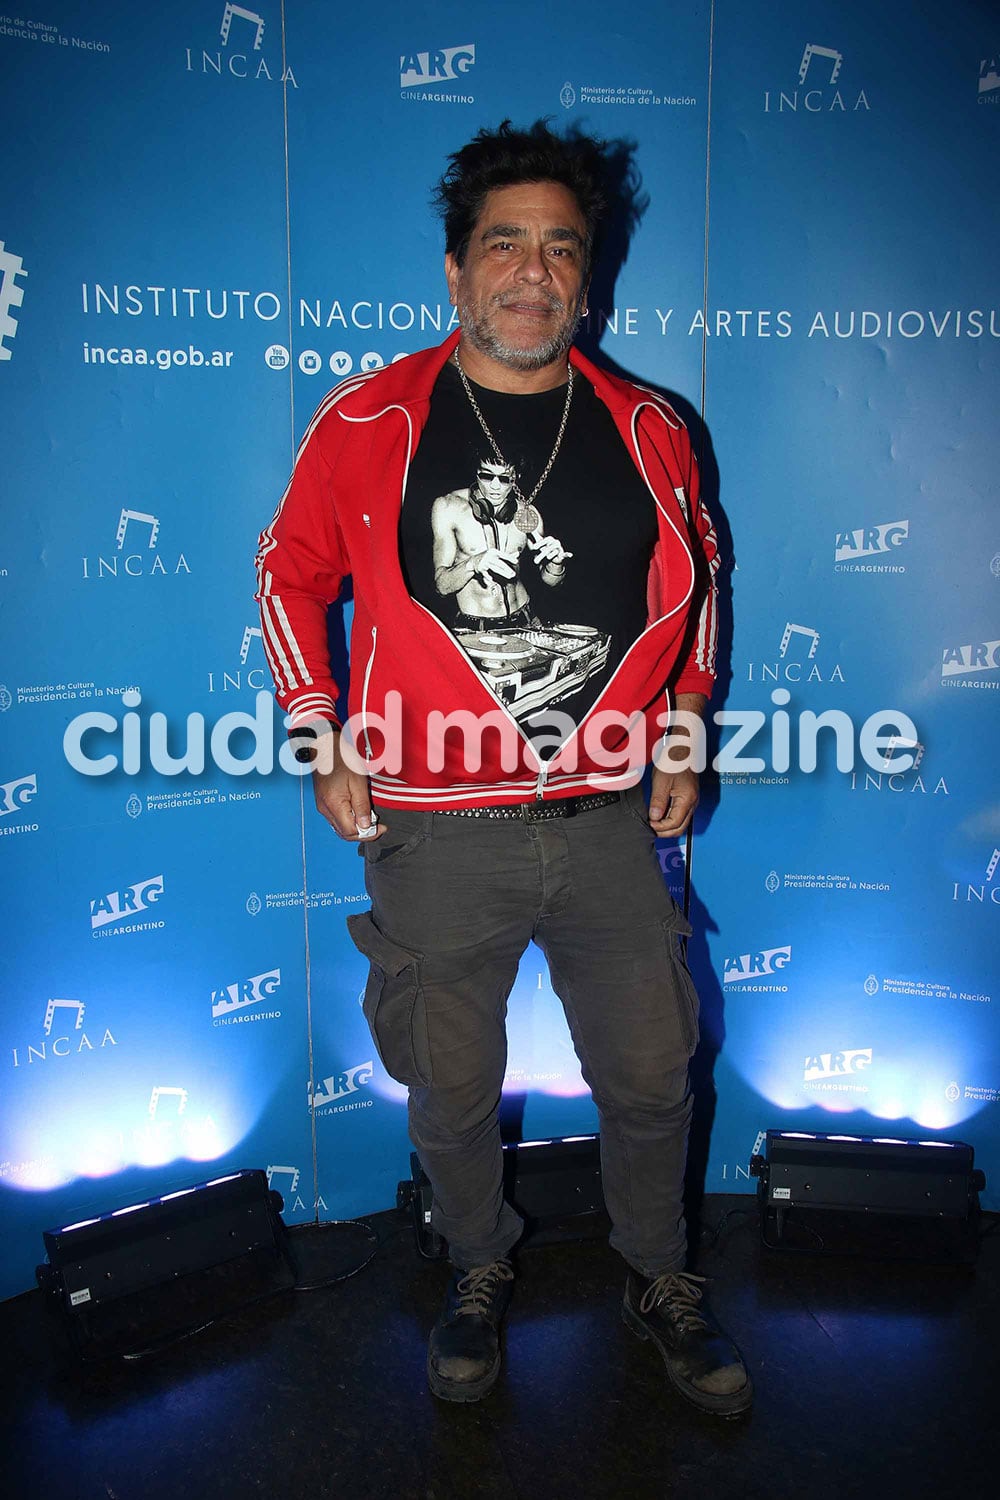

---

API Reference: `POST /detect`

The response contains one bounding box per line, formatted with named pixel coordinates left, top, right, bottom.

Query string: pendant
left=513, top=503, right=542, bottom=534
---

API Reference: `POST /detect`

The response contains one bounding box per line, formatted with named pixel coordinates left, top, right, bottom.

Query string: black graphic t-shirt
left=400, top=360, right=659, bottom=743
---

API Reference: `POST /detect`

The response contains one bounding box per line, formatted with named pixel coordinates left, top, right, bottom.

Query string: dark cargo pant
left=347, top=787, right=698, bottom=1275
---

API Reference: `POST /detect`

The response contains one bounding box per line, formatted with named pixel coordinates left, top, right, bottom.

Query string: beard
left=456, top=288, right=583, bottom=371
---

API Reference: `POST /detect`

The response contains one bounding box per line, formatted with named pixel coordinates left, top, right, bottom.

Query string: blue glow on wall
left=1, top=0, right=997, bottom=1297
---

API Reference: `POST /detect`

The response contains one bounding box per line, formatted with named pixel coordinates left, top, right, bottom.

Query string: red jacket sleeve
left=672, top=437, right=720, bottom=699
left=254, top=420, right=349, bottom=728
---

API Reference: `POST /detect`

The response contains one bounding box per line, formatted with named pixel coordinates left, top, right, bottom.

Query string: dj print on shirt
left=400, top=361, right=659, bottom=738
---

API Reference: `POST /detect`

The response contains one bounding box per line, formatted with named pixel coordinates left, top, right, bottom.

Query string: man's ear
left=444, top=252, right=461, bottom=306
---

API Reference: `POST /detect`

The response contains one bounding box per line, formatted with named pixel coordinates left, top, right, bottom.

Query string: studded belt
left=436, top=791, right=623, bottom=821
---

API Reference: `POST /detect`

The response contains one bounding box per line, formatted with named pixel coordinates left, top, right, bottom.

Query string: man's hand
left=647, top=692, right=707, bottom=836
left=470, top=547, right=519, bottom=584
left=527, top=532, right=573, bottom=568
left=310, top=730, right=385, bottom=842
left=647, top=765, right=699, bottom=836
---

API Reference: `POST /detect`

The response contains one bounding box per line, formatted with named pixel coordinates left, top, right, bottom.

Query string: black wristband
left=289, top=722, right=337, bottom=764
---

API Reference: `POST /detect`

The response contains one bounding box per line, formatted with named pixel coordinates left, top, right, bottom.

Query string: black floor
left=2, top=1196, right=996, bottom=1500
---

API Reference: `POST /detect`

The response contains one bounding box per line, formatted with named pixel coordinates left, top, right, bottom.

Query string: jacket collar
left=335, top=330, right=647, bottom=420
left=335, top=331, right=460, bottom=416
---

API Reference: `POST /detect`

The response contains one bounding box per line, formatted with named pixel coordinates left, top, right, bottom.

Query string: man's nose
left=516, top=243, right=551, bottom=283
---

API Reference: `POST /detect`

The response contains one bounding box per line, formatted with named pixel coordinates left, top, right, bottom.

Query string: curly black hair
left=433, top=119, right=610, bottom=272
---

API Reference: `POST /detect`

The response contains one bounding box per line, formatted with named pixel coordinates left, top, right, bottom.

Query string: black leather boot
left=427, top=1260, right=515, bottom=1402
left=623, top=1269, right=753, bottom=1417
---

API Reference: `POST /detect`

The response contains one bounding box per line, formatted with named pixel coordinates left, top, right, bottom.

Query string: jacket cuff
left=672, top=669, right=716, bottom=700
left=284, top=690, right=341, bottom=730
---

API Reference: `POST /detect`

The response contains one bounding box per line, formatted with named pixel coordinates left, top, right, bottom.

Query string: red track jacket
left=255, top=332, right=718, bottom=809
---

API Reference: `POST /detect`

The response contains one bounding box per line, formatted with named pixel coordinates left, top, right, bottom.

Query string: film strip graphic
left=0, top=241, right=27, bottom=361
left=987, top=849, right=1000, bottom=883
left=115, top=508, right=160, bottom=550
left=779, top=622, right=820, bottom=658
left=883, top=736, right=925, bottom=769
left=240, top=625, right=263, bottom=663
left=43, top=999, right=85, bottom=1036
left=220, top=3, right=265, bottom=49
left=266, top=1165, right=301, bottom=1193
left=148, top=1086, right=188, bottom=1119
left=798, top=44, right=843, bottom=85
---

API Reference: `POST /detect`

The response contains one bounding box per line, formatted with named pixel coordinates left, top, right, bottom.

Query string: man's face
left=475, top=460, right=515, bottom=508
left=445, top=181, right=589, bottom=373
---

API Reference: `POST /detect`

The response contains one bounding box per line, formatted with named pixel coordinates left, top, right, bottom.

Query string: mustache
left=494, top=290, right=565, bottom=312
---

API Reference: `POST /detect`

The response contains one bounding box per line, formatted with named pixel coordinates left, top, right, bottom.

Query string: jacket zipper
left=361, top=626, right=377, bottom=760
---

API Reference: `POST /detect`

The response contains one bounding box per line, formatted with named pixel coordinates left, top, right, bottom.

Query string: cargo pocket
left=663, top=904, right=700, bottom=1056
left=346, top=911, right=432, bottom=1087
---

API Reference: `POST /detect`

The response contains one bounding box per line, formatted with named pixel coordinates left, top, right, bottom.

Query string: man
left=256, top=121, right=751, bottom=1416
left=431, top=455, right=572, bottom=628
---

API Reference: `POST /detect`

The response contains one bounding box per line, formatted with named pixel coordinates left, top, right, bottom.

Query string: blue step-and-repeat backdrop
left=1, top=0, right=997, bottom=1298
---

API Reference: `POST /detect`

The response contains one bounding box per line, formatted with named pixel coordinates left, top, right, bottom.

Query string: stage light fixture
left=399, top=1135, right=606, bottom=1258
left=749, top=1130, right=985, bottom=1261
left=36, top=1168, right=294, bottom=1357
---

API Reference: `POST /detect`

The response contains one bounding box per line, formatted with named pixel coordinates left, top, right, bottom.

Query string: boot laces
left=639, top=1270, right=709, bottom=1332
left=454, top=1260, right=514, bottom=1315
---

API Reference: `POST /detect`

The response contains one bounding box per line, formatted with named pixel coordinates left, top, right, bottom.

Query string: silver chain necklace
left=453, top=351, right=574, bottom=534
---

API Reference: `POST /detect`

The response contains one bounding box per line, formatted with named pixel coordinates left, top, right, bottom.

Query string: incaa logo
left=400, top=43, right=475, bottom=89
left=309, top=1061, right=374, bottom=1110
left=723, top=945, right=791, bottom=986
left=184, top=3, right=298, bottom=86
left=952, top=848, right=1000, bottom=907
left=747, top=621, right=845, bottom=684
left=835, top=520, right=909, bottom=566
left=804, top=1048, right=872, bottom=1081
left=207, top=624, right=266, bottom=693
left=82, top=508, right=191, bottom=581
left=10, top=998, right=118, bottom=1069
left=266, top=1163, right=327, bottom=1215
left=849, top=738, right=949, bottom=797
left=211, top=966, right=281, bottom=1019
left=90, top=874, right=165, bottom=932
left=764, top=42, right=870, bottom=114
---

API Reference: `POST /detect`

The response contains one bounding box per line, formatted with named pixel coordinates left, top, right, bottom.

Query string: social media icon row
left=264, top=347, right=408, bottom=375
